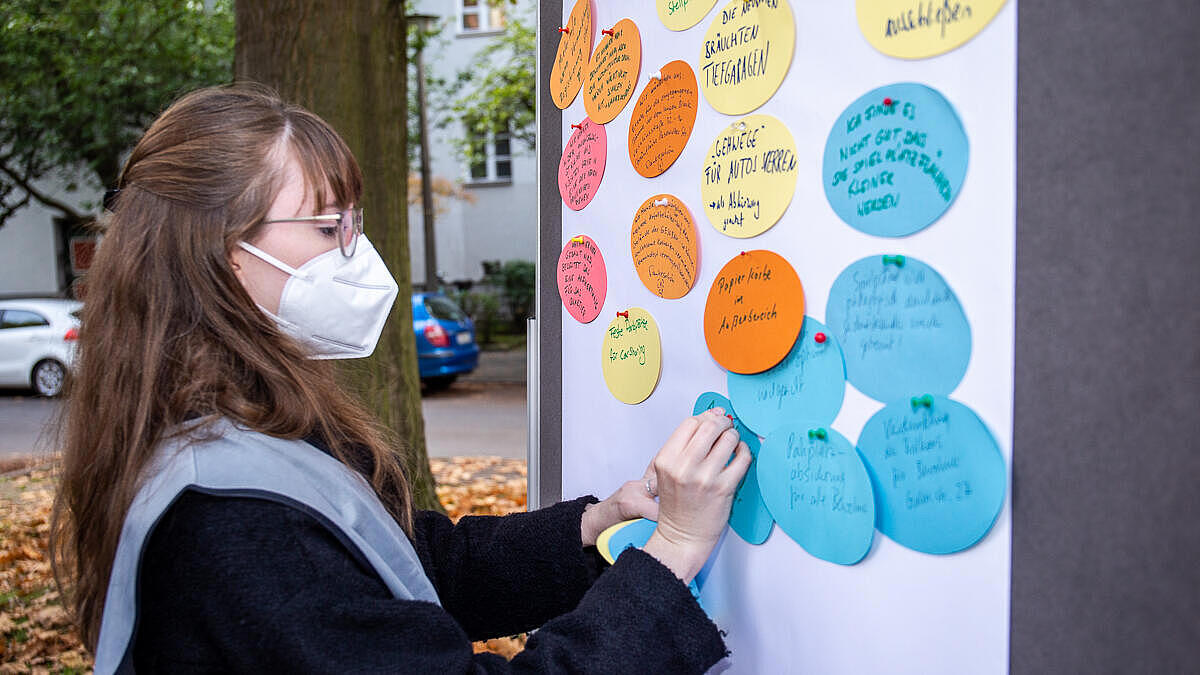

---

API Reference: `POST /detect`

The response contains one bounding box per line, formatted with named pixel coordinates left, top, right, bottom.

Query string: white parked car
left=0, top=298, right=82, bottom=397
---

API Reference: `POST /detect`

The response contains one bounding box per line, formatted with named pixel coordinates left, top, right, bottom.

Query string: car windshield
left=424, top=296, right=467, bottom=322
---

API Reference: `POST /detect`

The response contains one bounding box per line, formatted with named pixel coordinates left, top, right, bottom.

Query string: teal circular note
left=826, top=255, right=971, bottom=403
left=757, top=423, right=875, bottom=565
left=857, top=397, right=1006, bottom=555
left=727, top=316, right=847, bottom=437
left=822, top=82, right=968, bottom=237
left=693, top=392, right=772, bottom=545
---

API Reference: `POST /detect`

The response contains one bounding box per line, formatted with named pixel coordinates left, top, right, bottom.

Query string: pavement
left=0, top=349, right=529, bottom=462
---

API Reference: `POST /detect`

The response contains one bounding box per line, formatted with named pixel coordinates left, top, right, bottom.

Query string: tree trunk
left=235, top=1, right=442, bottom=511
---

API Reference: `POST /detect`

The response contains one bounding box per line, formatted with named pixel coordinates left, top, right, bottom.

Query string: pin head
left=814, top=332, right=827, bottom=344
left=884, top=97, right=894, bottom=107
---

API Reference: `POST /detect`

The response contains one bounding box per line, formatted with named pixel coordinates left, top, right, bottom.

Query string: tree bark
left=235, top=1, right=441, bottom=511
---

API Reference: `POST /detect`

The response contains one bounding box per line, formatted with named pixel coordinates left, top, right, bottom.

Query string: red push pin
left=602, top=28, right=614, bottom=36
left=815, top=332, right=827, bottom=344
left=883, top=97, right=894, bottom=107
left=558, top=26, right=570, bottom=33
left=571, top=122, right=583, bottom=129
left=740, top=250, right=748, bottom=256
left=616, top=310, right=629, bottom=319
left=726, top=414, right=734, bottom=421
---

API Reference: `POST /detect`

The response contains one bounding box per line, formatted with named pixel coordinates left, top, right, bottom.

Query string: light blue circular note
left=756, top=423, right=875, bottom=565
left=693, top=392, right=773, bottom=545
left=857, top=396, right=1006, bottom=555
left=727, top=316, right=847, bottom=437
left=826, top=255, right=971, bottom=403
left=822, top=82, right=968, bottom=237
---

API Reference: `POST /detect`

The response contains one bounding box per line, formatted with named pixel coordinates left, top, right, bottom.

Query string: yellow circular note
left=584, top=18, right=643, bottom=125
left=601, top=307, right=662, bottom=405
left=657, top=0, right=719, bottom=31
left=700, top=115, right=798, bottom=238
left=699, top=0, right=795, bottom=115
left=550, top=0, right=593, bottom=109
left=856, top=0, right=1009, bottom=59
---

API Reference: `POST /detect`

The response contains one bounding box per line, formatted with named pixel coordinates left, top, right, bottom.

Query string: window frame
left=466, top=125, right=514, bottom=186
left=456, top=0, right=505, bottom=36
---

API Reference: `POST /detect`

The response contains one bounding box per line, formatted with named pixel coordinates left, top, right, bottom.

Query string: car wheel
left=32, top=359, right=66, bottom=397
left=422, top=375, right=457, bottom=393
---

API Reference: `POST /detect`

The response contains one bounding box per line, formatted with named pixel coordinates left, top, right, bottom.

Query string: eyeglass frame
left=262, top=207, right=364, bottom=258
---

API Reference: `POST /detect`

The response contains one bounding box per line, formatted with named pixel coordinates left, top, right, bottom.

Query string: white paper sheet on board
left=556, top=2, right=1016, bottom=673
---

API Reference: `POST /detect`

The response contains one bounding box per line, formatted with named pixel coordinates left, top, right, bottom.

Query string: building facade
left=0, top=0, right=535, bottom=297
left=408, top=0, right=536, bottom=288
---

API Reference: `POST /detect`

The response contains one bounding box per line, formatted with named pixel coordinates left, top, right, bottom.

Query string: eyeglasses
left=263, top=207, right=364, bottom=258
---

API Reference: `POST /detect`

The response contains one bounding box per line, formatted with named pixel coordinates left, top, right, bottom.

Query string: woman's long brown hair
left=49, top=84, right=414, bottom=650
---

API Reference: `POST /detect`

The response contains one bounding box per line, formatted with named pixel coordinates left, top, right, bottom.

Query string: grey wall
left=1010, top=1, right=1200, bottom=671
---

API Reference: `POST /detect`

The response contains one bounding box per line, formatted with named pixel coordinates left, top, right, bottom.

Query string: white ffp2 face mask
left=238, top=235, right=399, bottom=359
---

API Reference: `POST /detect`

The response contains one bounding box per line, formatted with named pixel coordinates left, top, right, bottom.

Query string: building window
left=459, top=0, right=504, bottom=34
left=468, top=127, right=512, bottom=183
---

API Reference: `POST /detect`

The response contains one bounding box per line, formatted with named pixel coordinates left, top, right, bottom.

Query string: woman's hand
left=580, top=464, right=660, bottom=547
left=642, top=407, right=751, bottom=584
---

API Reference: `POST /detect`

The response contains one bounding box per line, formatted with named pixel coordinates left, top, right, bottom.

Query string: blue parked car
left=412, top=292, right=479, bottom=391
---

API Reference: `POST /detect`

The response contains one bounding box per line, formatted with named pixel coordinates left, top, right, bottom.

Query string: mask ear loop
left=238, top=241, right=309, bottom=279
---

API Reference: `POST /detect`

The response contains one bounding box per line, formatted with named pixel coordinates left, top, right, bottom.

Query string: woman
left=51, top=84, right=751, bottom=674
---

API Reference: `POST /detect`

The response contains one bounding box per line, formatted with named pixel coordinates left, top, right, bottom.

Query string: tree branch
left=0, top=164, right=85, bottom=222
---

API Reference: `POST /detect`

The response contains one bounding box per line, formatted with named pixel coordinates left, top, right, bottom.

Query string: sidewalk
left=461, top=346, right=527, bottom=385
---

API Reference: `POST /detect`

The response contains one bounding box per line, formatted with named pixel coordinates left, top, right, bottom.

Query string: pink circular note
left=558, top=117, right=607, bottom=211
left=557, top=235, right=608, bottom=324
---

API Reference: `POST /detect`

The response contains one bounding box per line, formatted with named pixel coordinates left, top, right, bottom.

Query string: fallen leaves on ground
left=0, top=456, right=529, bottom=672
left=0, top=468, right=89, bottom=674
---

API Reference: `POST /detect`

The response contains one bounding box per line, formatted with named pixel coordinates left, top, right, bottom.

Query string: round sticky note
left=657, top=0, right=719, bottom=31
left=557, top=236, right=607, bottom=324
left=856, top=0, right=1009, bottom=60
left=699, top=0, right=795, bottom=115
left=601, top=307, right=662, bottom=404
left=583, top=19, right=642, bottom=125
left=823, top=83, right=968, bottom=237
left=826, top=255, right=971, bottom=403
left=701, top=116, right=798, bottom=238
left=757, top=423, right=875, bottom=565
left=631, top=195, right=699, bottom=300
left=857, top=397, right=1006, bottom=555
left=628, top=61, right=699, bottom=178
left=550, top=0, right=594, bottom=109
left=559, top=117, right=607, bottom=211
left=704, top=250, right=804, bottom=375
left=727, top=316, right=846, bottom=437
left=693, top=392, right=773, bottom=545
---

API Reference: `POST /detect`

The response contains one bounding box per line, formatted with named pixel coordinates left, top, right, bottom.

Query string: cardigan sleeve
left=133, top=491, right=726, bottom=674
left=408, top=497, right=613, bottom=640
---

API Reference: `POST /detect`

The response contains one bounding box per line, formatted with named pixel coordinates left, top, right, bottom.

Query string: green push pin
left=883, top=254, right=905, bottom=267
left=910, top=394, right=934, bottom=410
left=807, top=428, right=828, bottom=441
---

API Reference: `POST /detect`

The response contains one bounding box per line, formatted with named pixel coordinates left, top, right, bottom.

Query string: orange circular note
left=550, top=0, right=593, bottom=109
left=703, top=250, right=805, bottom=374
left=628, top=60, right=699, bottom=178
left=583, top=18, right=642, bottom=125
left=631, top=195, right=699, bottom=300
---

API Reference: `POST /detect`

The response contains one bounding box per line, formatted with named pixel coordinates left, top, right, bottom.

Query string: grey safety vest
left=93, top=419, right=441, bottom=674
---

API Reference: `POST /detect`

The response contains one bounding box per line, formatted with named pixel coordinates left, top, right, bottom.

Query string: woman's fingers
left=681, top=411, right=733, bottom=463
left=699, top=428, right=741, bottom=473
left=718, top=441, right=753, bottom=492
